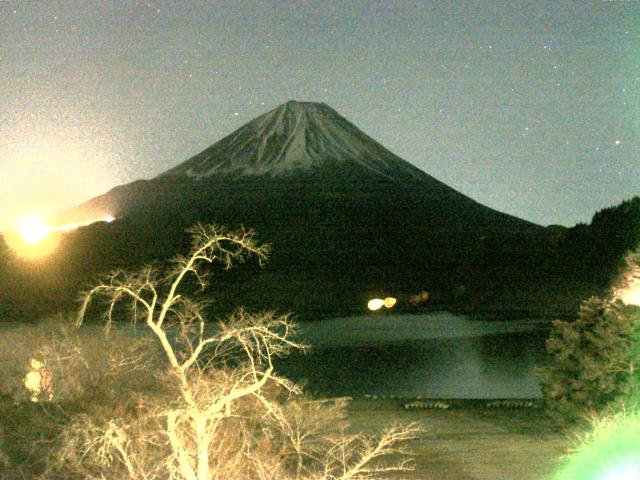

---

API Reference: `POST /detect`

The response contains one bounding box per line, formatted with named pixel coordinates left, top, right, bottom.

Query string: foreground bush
left=537, top=297, right=639, bottom=425
left=3, top=224, right=418, bottom=479
left=0, top=315, right=162, bottom=403
left=0, top=315, right=165, bottom=477
left=537, top=250, right=640, bottom=426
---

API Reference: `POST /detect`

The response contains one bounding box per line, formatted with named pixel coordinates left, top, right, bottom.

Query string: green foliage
left=537, top=296, right=640, bottom=425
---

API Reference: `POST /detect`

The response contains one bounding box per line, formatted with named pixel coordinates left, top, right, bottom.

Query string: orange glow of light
left=58, top=222, right=80, bottom=232
left=57, top=214, right=115, bottom=231
left=384, top=297, right=397, bottom=308
left=409, top=291, right=430, bottom=306
left=16, top=216, right=51, bottom=245
left=368, top=297, right=398, bottom=311
left=5, top=216, right=60, bottom=259
left=4, top=212, right=116, bottom=260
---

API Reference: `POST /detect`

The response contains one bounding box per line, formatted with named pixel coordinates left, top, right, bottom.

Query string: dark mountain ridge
left=2, top=101, right=582, bottom=321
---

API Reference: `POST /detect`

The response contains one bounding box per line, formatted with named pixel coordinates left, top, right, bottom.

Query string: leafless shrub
left=0, top=314, right=162, bottom=406
left=46, top=223, right=421, bottom=479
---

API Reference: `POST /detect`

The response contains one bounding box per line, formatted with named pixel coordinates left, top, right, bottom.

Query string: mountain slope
left=39, top=100, right=549, bottom=319
left=58, top=100, right=536, bottom=233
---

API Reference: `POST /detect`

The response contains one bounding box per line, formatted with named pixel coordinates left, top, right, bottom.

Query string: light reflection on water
left=276, top=313, right=551, bottom=399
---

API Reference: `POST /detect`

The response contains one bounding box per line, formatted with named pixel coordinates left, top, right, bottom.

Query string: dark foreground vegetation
left=0, top=195, right=638, bottom=478
left=0, top=188, right=638, bottom=324
left=534, top=247, right=640, bottom=480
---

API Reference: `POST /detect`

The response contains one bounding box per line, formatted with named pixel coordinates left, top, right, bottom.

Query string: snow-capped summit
left=161, top=100, right=429, bottom=182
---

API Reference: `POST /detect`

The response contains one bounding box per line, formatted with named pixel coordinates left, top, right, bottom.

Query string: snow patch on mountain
left=161, top=100, right=430, bottom=182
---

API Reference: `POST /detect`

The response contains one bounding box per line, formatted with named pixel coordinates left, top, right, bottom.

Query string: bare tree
left=70, top=223, right=418, bottom=480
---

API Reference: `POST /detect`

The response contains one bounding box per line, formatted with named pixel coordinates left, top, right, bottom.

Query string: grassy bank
left=346, top=398, right=570, bottom=480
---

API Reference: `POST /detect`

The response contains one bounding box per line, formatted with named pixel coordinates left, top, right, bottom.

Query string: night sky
left=1, top=0, right=638, bottom=228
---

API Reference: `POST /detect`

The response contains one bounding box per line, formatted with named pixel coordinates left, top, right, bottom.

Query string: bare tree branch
left=70, top=223, right=417, bottom=480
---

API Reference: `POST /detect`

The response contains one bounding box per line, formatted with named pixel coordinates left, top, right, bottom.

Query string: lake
left=1, top=312, right=552, bottom=400
left=276, top=312, right=552, bottom=399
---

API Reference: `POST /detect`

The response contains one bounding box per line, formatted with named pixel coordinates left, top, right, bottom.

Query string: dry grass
left=0, top=315, right=163, bottom=404
left=0, top=316, right=167, bottom=478
left=346, top=399, right=571, bottom=480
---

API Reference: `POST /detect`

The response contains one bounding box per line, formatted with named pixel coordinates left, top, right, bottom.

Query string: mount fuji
left=163, top=100, right=429, bottom=180
left=29, top=101, right=547, bottom=318
left=59, top=100, right=535, bottom=229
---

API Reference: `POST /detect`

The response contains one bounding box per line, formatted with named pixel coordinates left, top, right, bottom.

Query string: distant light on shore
left=384, top=297, right=397, bottom=308
left=409, top=291, right=429, bottom=306
left=367, top=297, right=398, bottom=311
left=367, top=299, right=385, bottom=311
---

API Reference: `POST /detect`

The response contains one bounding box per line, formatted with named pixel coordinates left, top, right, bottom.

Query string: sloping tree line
left=557, top=196, right=640, bottom=281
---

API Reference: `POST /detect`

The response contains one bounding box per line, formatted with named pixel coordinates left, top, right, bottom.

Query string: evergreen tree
left=538, top=296, right=640, bottom=424
left=538, top=247, right=640, bottom=425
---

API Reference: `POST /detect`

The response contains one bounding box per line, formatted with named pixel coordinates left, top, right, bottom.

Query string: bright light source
left=601, top=461, right=640, bottom=480
left=16, top=216, right=51, bottom=245
left=554, top=410, right=640, bottom=480
left=615, top=269, right=640, bottom=306
left=5, top=215, right=60, bottom=259
left=368, top=298, right=385, bottom=311
left=384, top=297, right=397, bottom=308
left=617, top=275, right=640, bottom=306
left=4, top=212, right=116, bottom=260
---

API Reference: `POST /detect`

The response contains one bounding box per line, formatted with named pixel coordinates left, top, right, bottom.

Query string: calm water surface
left=276, top=313, right=551, bottom=399
left=1, top=312, right=551, bottom=399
